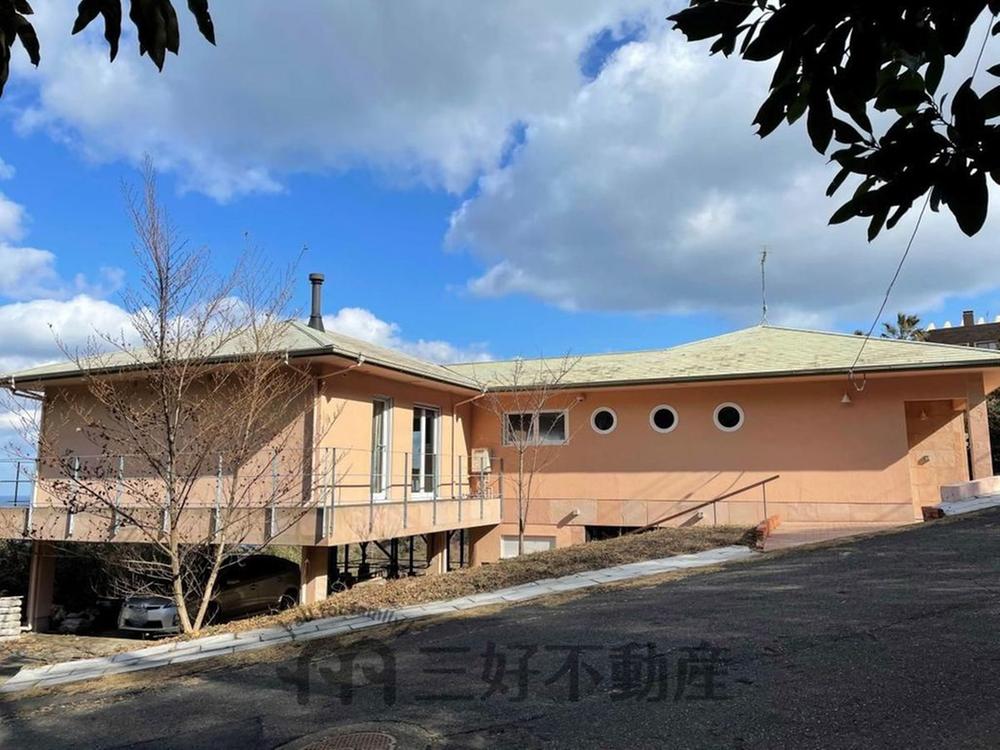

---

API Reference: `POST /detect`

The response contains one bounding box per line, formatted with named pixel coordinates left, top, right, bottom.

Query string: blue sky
left=0, top=0, right=998, bottom=384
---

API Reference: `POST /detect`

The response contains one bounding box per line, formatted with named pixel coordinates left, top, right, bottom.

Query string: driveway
left=3, top=510, right=1000, bottom=749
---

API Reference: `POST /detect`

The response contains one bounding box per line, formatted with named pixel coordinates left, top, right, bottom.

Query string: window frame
left=649, top=404, right=679, bottom=434
left=411, top=403, right=440, bottom=499
left=370, top=396, right=393, bottom=501
left=713, top=402, right=745, bottom=433
left=500, top=535, right=556, bottom=559
left=590, top=407, right=618, bottom=435
left=501, top=409, right=569, bottom=447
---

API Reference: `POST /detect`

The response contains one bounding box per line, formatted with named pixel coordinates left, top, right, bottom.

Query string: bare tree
left=26, top=162, right=333, bottom=633
left=472, top=355, right=579, bottom=556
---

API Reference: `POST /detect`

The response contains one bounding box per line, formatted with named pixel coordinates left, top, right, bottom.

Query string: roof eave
left=4, top=346, right=479, bottom=393
left=480, top=359, right=1000, bottom=392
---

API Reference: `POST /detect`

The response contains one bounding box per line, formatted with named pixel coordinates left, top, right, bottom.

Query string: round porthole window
left=649, top=405, right=679, bottom=434
left=591, top=407, right=617, bottom=434
left=713, top=403, right=744, bottom=432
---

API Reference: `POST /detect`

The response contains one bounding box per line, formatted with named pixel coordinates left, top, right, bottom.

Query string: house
left=925, top=309, right=1000, bottom=350
left=4, top=275, right=1000, bottom=630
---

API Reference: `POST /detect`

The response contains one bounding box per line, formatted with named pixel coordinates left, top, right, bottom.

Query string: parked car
left=118, top=555, right=300, bottom=635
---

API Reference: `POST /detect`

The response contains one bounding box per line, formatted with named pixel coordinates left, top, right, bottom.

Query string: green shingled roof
left=6, top=320, right=477, bottom=389
left=445, top=325, right=1000, bottom=388
left=8, top=323, right=1000, bottom=392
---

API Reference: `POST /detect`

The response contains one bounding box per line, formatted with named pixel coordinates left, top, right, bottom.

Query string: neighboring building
left=925, top=310, right=1000, bottom=349
left=4, top=276, right=1000, bottom=629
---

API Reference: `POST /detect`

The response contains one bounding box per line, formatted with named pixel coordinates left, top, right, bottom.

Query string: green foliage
left=670, top=1, right=1000, bottom=238
left=880, top=312, right=926, bottom=340
left=0, top=0, right=214, bottom=96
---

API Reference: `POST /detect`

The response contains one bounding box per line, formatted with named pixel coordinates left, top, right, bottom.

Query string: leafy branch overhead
left=670, top=1, right=1000, bottom=239
left=0, top=0, right=214, bottom=96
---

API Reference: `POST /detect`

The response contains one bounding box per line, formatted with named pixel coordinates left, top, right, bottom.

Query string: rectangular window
left=370, top=398, right=391, bottom=500
left=500, top=535, right=556, bottom=559
left=411, top=406, right=438, bottom=497
left=503, top=411, right=567, bottom=446
left=974, top=340, right=999, bottom=349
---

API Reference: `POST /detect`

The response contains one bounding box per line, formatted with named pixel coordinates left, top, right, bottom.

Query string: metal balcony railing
left=0, top=459, right=36, bottom=507
left=2, top=448, right=505, bottom=512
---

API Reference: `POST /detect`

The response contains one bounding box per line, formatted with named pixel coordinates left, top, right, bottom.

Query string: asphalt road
left=4, top=511, right=1000, bottom=749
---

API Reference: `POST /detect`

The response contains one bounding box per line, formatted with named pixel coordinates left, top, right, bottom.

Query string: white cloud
left=0, top=186, right=125, bottom=301
left=12, top=1, right=661, bottom=200
left=0, top=192, right=26, bottom=241
left=448, top=21, right=1000, bottom=328
left=0, top=294, right=135, bottom=373
left=8, top=3, right=1000, bottom=328
left=325, top=307, right=490, bottom=363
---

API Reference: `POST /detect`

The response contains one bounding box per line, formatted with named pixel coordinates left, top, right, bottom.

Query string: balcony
left=0, top=449, right=503, bottom=547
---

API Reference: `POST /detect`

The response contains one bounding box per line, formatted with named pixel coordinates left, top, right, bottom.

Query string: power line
left=848, top=11, right=995, bottom=382
left=848, top=193, right=930, bottom=376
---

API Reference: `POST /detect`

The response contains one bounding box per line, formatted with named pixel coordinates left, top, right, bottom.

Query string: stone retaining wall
left=0, top=596, right=22, bottom=639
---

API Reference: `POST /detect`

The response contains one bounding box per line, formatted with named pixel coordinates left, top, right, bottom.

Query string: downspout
left=283, top=351, right=366, bottom=384
left=6, top=377, right=44, bottom=402
left=317, top=353, right=365, bottom=383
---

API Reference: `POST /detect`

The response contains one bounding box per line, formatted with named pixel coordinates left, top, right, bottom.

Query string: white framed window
left=590, top=407, right=617, bottom=435
left=502, top=410, right=568, bottom=446
left=974, top=340, right=999, bottom=349
left=411, top=405, right=439, bottom=498
left=370, top=397, right=393, bottom=500
left=713, top=402, right=744, bottom=432
left=649, top=405, right=679, bottom=433
left=500, top=535, right=556, bottom=559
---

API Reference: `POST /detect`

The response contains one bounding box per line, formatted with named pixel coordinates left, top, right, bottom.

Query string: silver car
left=118, top=555, right=301, bottom=635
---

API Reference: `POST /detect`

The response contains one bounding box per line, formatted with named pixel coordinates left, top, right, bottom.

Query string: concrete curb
left=0, top=544, right=755, bottom=694
left=923, top=494, right=1000, bottom=520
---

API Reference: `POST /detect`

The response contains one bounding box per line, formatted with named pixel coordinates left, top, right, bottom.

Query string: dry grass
left=0, top=527, right=751, bottom=675
left=0, top=632, right=136, bottom=668
left=0, top=527, right=751, bottom=667
left=187, top=525, right=752, bottom=638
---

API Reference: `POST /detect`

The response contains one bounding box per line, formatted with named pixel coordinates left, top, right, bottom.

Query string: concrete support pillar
left=300, top=545, right=330, bottom=606
left=468, top=524, right=500, bottom=567
left=966, top=377, right=994, bottom=479
left=26, top=540, right=56, bottom=632
left=425, top=531, right=449, bottom=575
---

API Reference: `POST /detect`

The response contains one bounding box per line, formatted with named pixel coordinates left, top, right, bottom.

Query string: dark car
left=118, top=554, right=300, bottom=635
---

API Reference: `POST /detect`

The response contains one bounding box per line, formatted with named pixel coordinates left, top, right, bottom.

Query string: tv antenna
left=760, top=246, right=769, bottom=324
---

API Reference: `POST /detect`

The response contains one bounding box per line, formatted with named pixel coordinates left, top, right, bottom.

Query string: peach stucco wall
left=11, top=361, right=996, bottom=559
left=314, top=365, right=474, bottom=505
left=467, top=369, right=995, bottom=561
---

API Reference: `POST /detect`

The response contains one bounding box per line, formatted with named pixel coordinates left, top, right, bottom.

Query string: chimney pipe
left=962, top=310, right=975, bottom=328
left=307, top=273, right=325, bottom=331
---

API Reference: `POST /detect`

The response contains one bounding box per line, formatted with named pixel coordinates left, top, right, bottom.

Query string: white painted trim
left=590, top=407, right=618, bottom=435
left=371, top=397, right=393, bottom=501
left=411, top=404, right=440, bottom=499
left=649, top=404, right=679, bottom=434
left=713, top=402, right=745, bottom=432
left=501, top=409, right=569, bottom=447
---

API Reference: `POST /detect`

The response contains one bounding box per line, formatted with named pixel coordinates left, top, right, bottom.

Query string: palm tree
left=880, top=312, right=925, bottom=341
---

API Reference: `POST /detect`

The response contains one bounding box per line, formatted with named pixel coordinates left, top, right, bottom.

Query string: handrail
left=634, top=474, right=780, bottom=532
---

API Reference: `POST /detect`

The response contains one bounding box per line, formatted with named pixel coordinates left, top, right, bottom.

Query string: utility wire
left=848, top=193, right=930, bottom=375
left=848, top=11, right=996, bottom=381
